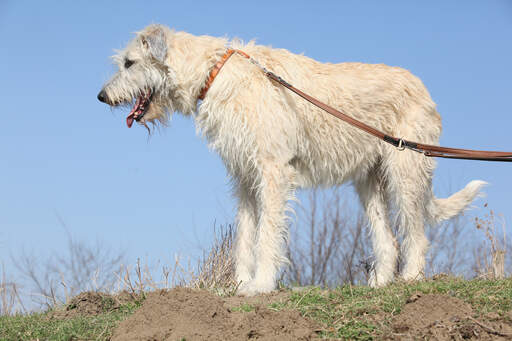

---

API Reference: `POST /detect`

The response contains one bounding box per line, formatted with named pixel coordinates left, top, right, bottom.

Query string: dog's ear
left=140, top=25, right=168, bottom=63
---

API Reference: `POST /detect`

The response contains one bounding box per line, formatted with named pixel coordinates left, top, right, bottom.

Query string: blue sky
left=1, top=1, right=511, bottom=277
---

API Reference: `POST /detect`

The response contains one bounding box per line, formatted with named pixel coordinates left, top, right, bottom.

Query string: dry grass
left=105, top=224, right=239, bottom=300
left=189, top=224, right=239, bottom=294
left=115, top=254, right=196, bottom=300
left=0, top=266, right=24, bottom=316
left=472, top=204, right=510, bottom=279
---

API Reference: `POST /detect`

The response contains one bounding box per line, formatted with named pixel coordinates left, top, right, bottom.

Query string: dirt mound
left=49, top=291, right=140, bottom=319
left=111, top=287, right=320, bottom=341
left=390, top=293, right=512, bottom=340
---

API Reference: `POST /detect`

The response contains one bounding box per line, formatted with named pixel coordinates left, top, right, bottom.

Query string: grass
left=273, top=277, right=512, bottom=339
left=231, top=302, right=254, bottom=312
left=0, top=300, right=142, bottom=341
left=0, top=277, right=511, bottom=340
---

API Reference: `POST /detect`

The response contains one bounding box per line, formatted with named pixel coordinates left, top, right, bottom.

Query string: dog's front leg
left=234, top=184, right=258, bottom=285
left=238, top=162, right=295, bottom=296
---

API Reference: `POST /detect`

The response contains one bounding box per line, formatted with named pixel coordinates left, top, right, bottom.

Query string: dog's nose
left=97, top=89, right=108, bottom=103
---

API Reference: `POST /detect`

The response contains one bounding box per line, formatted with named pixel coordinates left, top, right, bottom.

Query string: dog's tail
left=426, top=180, right=487, bottom=224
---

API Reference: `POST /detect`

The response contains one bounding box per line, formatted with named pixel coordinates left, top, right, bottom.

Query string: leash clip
left=397, top=138, right=405, bottom=151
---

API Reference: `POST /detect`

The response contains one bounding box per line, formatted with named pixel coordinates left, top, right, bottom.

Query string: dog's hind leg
left=355, top=170, right=398, bottom=287
left=385, top=149, right=435, bottom=282
left=238, top=161, right=296, bottom=296
left=234, top=184, right=258, bottom=285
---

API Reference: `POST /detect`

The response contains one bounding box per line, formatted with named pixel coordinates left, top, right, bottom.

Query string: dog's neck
left=165, top=32, right=228, bottom=115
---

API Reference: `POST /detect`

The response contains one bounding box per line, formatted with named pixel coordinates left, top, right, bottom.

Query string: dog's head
left=97, top=25, right=176, bottom=129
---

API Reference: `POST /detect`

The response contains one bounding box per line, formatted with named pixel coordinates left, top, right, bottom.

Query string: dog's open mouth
left=126, top=89, right=152, bottom=128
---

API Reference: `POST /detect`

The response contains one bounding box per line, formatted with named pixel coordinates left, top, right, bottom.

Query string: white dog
left=98, top=25, right=485, bottom=295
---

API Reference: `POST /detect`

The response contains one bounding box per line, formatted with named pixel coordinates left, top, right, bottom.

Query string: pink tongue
left=126, top=114, right=135, bottom=128
left=126, top=96, right=142, bottom=128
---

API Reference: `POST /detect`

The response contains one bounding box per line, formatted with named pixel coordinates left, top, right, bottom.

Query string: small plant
left=473, top=204, right=510, bottom=279
left=0, top=265, right=25, bottom=316
left=231, top=303, right=254, bottom=312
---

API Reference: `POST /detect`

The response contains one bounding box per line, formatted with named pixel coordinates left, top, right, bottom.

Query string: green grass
left=0, top=301, right=142, bottom=341
left=274, top=277, right=512, bottom=339
left=231, top=302, right=255, bottom=312
left=1, top=278, right=510, bottom=340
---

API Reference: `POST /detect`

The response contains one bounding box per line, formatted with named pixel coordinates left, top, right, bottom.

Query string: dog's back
left=223, top=44, right=441, bottom=187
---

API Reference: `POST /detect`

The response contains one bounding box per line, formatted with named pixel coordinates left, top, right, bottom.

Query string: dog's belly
left=291, top=140, right=380, bottom=188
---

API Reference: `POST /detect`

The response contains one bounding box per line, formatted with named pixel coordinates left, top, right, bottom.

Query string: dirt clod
left=405, top=292, right=422, bottom=303
left=112, top=287, right=319, bottom=341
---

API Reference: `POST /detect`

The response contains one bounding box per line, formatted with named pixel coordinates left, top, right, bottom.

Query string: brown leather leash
left=200, top=49, right=512, bottom=162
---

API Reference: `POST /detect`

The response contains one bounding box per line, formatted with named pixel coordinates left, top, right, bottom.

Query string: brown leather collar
left=198, top=49, right=249, bottom=100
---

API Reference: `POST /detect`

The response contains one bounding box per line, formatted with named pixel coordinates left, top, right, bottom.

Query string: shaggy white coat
left=99, top=25, right=486, bottom=295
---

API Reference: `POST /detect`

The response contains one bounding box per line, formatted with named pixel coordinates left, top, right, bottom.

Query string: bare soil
left=111, top=287, right=320, bottom=341
left=46, top=288, right=512, bottom=340
left=388, top=293, right=512, bottom=340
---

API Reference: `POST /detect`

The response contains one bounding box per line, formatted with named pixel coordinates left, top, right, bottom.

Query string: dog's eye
left=124, top=59, right=135, bottom=69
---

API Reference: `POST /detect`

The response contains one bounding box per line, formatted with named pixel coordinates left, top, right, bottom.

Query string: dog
left=98, top=24, right=485, bottom=295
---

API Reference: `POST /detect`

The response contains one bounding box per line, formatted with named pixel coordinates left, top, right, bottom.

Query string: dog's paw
left=368, top=272, right=394, bottom=288
left=399, top=270, right=424, bottom=283
left=235, top=271, right=253, bottom=285
left=237, top=280, right=276, bottom=296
